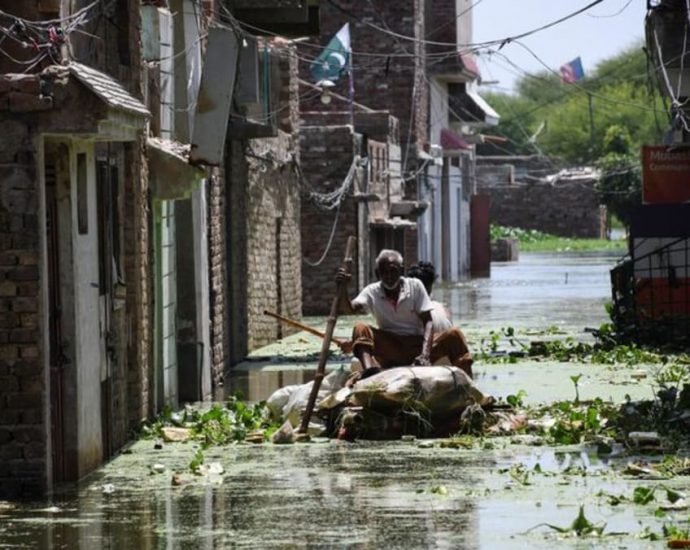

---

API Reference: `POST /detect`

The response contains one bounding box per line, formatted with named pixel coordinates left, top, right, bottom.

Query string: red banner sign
left=641, top=146, right=690, bottom=204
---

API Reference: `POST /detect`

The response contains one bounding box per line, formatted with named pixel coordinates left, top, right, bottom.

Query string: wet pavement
left=2, top=250, right=684, bottom=549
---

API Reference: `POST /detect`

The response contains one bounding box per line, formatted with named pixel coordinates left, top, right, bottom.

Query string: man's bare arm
left=335, top=268, right=364, bottom=315
left=413, top=311, right=434, bottom=366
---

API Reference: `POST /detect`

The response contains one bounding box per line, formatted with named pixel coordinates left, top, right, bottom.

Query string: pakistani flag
left=310, top=23, right=351, bottom=84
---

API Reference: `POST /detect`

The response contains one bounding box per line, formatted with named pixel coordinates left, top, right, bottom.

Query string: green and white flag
left=310, top=23, right=351, bottom=84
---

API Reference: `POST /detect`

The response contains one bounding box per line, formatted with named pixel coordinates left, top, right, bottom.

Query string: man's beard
left=381, top=278, right=401, bottom=291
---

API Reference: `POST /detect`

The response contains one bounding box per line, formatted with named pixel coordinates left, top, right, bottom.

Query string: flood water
left=230, top=251, right=627, bottom=404
left=4, top=250, right=672, bottom=550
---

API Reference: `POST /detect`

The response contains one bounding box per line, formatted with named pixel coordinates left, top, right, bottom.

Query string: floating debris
left=162, top=427, right=192, bottom=443
left=271, top=420, right=296, bottom=444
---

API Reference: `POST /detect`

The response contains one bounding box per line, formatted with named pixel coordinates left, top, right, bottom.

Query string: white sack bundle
left=349, top=366, right=491, bottom=419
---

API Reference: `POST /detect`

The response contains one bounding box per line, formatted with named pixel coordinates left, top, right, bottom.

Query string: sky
left=472, top=0, right=646, bottom=93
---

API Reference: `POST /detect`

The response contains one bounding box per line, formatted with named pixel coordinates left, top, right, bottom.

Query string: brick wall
left=225, top=46, right=303, bottom=362
left=0, top=113, right=46, bottom=497
left=245, top=132, right=302, bottom=349
left=125, top=137, right=153, bottom=425
left=0, top=0, right=150, bottom=496
left=478, top=179, right=606, bottom=239
left=225, top=133, right=303, bottom=356
left=300, top=125, right=360, bottom=315
left=208, top=168, right=229, bottom=382
left=426, top=0, right=465, bottom=76
left=225, top=141, right=249, bottom=366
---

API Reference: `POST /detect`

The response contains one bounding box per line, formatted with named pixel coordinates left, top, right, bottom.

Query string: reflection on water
left=0, top=441, right=661, bottom=549
left=1, top=441, right=488, bottom=549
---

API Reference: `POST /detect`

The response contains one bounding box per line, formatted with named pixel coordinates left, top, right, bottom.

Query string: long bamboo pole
left=263, top=310, right=345, bottom=347
left=298, top=236, right=356, bottom=434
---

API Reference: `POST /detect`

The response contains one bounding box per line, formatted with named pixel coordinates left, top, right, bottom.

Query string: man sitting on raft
left=336, top=249, right=473, bottom=378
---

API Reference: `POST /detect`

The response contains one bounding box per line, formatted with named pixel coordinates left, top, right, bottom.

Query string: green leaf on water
left=633, top=486, right=656, bottom=505
left=189, top=449, right=204, bottom=474
left=544, top=505, right=606, bottom=537
left=665, top=487, right=683, bottom=504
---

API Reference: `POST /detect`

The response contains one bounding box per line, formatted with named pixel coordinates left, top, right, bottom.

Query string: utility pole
left=587, top=92, right=594, bottom=146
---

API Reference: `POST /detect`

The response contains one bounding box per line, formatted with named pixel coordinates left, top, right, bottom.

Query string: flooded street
left=1, top=251, right=682, bottom=549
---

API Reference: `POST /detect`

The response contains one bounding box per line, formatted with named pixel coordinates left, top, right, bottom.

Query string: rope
left=303, top=199, right=342, bottom=267
left=302, top=156, right=360, bottom=266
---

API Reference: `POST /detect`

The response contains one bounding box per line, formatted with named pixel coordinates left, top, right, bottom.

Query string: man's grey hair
left=375, top=249, right=403, bottom=267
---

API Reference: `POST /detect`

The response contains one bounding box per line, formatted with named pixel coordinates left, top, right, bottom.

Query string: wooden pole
left=587, top=92, right=595, bottom=146
left=263, top=310, right=345, bottom=346
left=298, top=236, right=356, bottom=434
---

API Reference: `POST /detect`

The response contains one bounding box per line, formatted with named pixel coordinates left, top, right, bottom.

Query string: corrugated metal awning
left=69, top=62, right=149, bottom=117
left=464, top=90, right=500, bottom=126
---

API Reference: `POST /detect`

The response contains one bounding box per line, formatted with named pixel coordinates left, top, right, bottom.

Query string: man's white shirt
left=352, top=277, right=434, bottom=335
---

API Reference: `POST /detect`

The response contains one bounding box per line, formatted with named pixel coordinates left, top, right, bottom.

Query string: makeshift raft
left=267, top=365, right=494, bottom=440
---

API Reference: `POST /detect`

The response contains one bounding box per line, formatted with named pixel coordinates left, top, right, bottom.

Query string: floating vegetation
left=475, top=322, right=690, bottom=367
left=140, top=394, right=280, bottom=447
left=529, top=505, right=607, bottom=537
left=439, top=436, right=475, bottom=449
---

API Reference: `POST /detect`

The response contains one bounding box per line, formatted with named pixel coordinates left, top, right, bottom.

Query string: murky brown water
left=4, top=251, right=678, bottom=549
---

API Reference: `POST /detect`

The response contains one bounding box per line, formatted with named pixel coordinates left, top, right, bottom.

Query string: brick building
left=0, top=0, right=311, bottom=497
left=298, top=0, right=499, bottom=290
left=0, top=0, right=153, bottom=497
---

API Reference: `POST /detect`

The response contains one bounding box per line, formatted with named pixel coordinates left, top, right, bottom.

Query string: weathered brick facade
left=208, top=168, right=229, bottom=386
left=0, top=109, right=45, bottom=497
left=0, top=0, right=153, bottom=497
left=297, top=0, right=433, bottom=276
left=478, top=178, right=606, bottom=239
left=476, top=156, right=605, bottom=238
left=226, top=133, right=303, bottom=355
left=125, top=137, right=153, bottom=425
left=225, top=46, right=303, bottom=362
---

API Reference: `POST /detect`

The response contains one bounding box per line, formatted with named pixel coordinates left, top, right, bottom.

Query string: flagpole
left=348, top=48, right=355, bottom=128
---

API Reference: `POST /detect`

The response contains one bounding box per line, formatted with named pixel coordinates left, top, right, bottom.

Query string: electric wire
left=324, top=0, right=605, bottom=49
left=587, top=0, right=635, bottom=18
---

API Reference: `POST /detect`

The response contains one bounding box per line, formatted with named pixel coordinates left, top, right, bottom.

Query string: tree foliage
left=595, top=126, right=642, bottom=227
left=478, top=42, right=666, bottom=165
